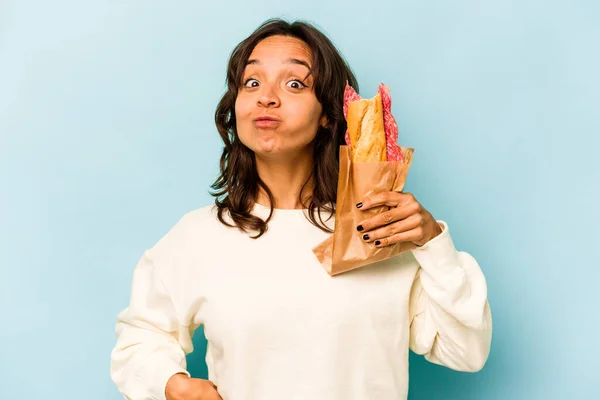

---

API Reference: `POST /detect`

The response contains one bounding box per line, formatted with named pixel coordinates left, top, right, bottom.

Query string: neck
left=254, top=150, right=314, bottom=210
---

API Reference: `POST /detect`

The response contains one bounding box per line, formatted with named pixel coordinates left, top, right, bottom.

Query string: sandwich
left=343, top=82, right=405, bottom=163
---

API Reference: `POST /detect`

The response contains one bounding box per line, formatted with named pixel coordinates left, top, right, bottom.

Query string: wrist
left=423, top=221, right=443, bottom=243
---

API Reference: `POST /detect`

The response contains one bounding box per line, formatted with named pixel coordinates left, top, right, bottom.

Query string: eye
left=287, top=79, right=308, bottom=89
left=243, top=78, right=259, bottom=88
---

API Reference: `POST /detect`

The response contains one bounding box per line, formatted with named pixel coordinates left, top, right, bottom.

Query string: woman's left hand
left=355, top=191, right=443, bottom=248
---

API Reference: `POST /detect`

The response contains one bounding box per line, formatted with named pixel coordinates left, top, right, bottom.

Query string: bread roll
left=346, top=92, right=387, bottom=162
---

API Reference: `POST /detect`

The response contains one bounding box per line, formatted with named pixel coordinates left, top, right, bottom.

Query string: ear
left=319, top=114, right=329, bottom=128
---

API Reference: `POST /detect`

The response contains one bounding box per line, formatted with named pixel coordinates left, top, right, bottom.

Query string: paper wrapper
left=312, top=145, right=416, bottom=276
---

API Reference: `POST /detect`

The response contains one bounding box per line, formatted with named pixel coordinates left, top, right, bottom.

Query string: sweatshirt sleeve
left=408, top=221, right=492, bottom=372
left=110, top=250, right=194, bottom=400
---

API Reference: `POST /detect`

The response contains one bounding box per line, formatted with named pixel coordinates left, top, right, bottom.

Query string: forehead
left=247, top=35, right=313, bottom=64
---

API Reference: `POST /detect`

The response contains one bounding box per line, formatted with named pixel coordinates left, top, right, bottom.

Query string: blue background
left=1, top=1, right=598, bottom=399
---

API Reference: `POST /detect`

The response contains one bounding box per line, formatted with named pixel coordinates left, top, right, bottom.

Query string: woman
left=110, top=18, right=492, bottom=400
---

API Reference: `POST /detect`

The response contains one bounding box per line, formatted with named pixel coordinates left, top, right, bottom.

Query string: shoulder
left=147, top=203, right=222, bottom=262
left=173, top=203, right=220, bottom=234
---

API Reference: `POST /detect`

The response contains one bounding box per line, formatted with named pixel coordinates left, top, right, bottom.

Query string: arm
left=408, top=221, right=492, bottom=372
left=110, top=250, right=195, bottom=400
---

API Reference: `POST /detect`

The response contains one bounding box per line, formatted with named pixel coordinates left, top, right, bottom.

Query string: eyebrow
left=245, top=58, right=312, bottom=70
left=245, top=58, right=313, bottom=81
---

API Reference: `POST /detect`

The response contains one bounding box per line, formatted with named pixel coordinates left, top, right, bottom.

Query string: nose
left=257, top=84, right=280, bottom=108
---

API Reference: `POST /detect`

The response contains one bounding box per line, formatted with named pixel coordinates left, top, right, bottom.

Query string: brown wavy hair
left=210, top=18, right=359, bottom=238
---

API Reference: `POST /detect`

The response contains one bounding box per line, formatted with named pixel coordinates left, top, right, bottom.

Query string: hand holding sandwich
left=344, top=83, right=441, bottom=248
left=346, top=82, right=440, bottom=247
left=355, top=192, right=442, bottom=248
left=312, top=82, right=429, bottom=275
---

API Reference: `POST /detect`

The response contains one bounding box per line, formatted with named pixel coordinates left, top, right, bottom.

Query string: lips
left=253, top=116, right=281, bottom=129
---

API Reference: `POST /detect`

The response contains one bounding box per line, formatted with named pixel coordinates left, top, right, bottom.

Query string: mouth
left=253, top=116, right=281, bottom=129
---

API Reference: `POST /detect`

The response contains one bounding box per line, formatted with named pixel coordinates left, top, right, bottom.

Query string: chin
left=251, top=139, right=281, bottom=155
left=242, top=134, right=283, bottom=155
left=254, top=148, right=288, bottom=159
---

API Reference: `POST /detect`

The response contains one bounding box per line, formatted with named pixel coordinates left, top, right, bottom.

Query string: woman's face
left=235, top=35, right=325, bottom=159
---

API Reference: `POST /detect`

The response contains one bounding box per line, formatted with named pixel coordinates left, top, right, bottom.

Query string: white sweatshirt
left=110, top=203, right=492, bottom=400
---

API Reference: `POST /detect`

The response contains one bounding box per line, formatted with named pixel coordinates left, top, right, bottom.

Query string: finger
left=373, top=226, right=425, bottom=247
left=357, top=201, right=421, bottom=233
left=357, top=191, right=414, bottom=211
left=361, top=213, right=423, bottom=243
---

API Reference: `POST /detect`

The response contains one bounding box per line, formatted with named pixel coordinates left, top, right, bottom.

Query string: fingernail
left=356, top=202, right=363, bottom=209
left=357, top=225, right=364, bottom=232
left=363, top=234, right=370, bottom=240
left=375, top=240, right=381, bottom=246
